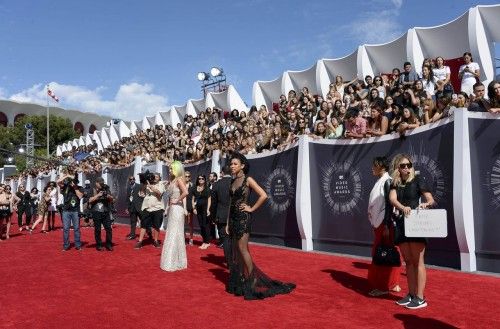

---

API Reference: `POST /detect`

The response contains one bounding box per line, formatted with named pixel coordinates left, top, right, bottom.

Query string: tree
left=0, top=114, right=78, bottom=169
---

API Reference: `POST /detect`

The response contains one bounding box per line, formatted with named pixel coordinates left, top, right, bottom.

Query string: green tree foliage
left=0, top=115, right=78, bottom=169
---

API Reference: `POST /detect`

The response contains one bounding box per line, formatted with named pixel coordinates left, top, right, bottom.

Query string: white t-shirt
left=48, top=188, right=58, bottom=211
left=433, top=66, right=450, bottom=82
left=459, top=62, right=480, bottom=86
left=141, top=182, right=165, bottom=211
left=421, top=77, right=438, bottom=96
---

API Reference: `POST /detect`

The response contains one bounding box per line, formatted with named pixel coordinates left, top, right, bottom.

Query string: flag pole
left=46, top=84, right=50, bottom=157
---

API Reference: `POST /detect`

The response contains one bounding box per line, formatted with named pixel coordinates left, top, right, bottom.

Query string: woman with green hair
left=160, top=161, right=189, bottom=272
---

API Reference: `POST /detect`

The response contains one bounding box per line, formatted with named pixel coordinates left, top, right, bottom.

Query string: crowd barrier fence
left=2, top=109, right=499, bottom=273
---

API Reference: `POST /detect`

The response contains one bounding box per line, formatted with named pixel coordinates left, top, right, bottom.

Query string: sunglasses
left=399, top=163, right=413, bottom=169
left=198, top=178, right=205, bottom=181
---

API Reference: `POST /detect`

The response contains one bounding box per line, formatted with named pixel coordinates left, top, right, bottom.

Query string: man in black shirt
left=57, top=172, right=84, bottom=251
left=126, top=176, right=144, bottom=239
left=89, top=177, right=114, bottom=251
left=12, top=184, right=32, bottom=231
left=211, top=166, right=232, bottom=262
left=81, top=180, right=93, bottom=227
left=467, top=82, right=490, bottom=112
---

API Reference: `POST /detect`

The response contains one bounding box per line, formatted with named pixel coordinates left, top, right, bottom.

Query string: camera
left=98, top=184, right=111, bottom=198
left=63, top=175, right=79, bottom=187
left=138, top=170, right=155, bottom=184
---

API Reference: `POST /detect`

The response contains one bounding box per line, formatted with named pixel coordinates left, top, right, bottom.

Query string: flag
left=47, top=88, right=59, bottom=102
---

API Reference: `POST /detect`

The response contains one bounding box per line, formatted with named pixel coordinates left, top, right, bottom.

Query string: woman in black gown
left=225, top=153, right=295, bottom=300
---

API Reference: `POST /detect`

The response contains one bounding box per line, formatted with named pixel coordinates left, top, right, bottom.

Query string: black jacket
left=127, top=183, right=144, bottom=214
left=211, top=176, right=232, bottom=224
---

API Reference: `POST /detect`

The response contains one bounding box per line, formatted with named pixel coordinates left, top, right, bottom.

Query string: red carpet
left=1, top=223, right=499, bottom=329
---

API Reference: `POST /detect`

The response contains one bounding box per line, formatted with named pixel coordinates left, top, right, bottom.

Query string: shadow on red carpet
left=1, top=223, right=499, bottom=328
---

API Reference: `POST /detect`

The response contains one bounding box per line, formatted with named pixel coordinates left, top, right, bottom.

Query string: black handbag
left=373, top=244, right=401, bottom=267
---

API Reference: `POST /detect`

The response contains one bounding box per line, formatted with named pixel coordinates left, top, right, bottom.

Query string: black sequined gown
left=226, top=176, right=296, bottom=300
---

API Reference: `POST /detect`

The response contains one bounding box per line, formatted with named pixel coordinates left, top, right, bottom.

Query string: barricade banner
left=246, top=147, right=301, bottom=248
left=106, top=165, right=135, bottom=217
left=309, top=121, right=460, bottom=268
left=469, top=117, right=500, bottom=272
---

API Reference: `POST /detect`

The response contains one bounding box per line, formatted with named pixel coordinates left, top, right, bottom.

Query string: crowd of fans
left=6, top=54, right=500, bottom=183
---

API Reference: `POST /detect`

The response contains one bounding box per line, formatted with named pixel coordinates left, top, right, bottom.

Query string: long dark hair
left=230, top=152, right=250, bottom=175
left=196, top=174, right=207, bottom=187
left=487, top=80, right=500, bottom=108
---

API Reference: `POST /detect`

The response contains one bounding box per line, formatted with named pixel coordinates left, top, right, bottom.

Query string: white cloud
left=8, top=82, right=170, bottom=121
left=340, top=1, right=404, bottom=45
left=256, top=0, right=404, bottom=72
left=391, top=0, right=403, bottom=9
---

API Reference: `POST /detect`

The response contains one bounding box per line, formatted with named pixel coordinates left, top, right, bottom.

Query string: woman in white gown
left=160, top=161, right=189, bottom=272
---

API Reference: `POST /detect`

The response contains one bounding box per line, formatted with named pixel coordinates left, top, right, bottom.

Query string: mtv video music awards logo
left=486, top=157, right=500, bottom=209
left=321, top=160, right=362, bottom=215
left=264, top=167, right=294, bottom=214
left=408, top=144, right=446, bottom=203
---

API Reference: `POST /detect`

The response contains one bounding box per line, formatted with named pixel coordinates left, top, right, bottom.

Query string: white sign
left=404, top=209, right=448, bottom=238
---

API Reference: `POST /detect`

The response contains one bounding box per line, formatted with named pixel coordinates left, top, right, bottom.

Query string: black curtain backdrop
left=469, top=118, right=500, bottom=272
left=309, top=122, right=460, bottom=268
left=246, top=147, right=301, bottom=248
left=107, top=165, right=135, bottom=217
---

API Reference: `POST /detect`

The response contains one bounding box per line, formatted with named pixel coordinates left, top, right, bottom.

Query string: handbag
left=373, top=244, right=401, bottom=267
left=373, top=224, right=401, bottom=267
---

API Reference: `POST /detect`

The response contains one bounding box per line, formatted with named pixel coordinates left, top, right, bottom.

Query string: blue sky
left=0, top=0, right=498, bottom=120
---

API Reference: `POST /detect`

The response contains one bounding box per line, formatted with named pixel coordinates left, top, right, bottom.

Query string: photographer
left=57, top=171, right=84, bottom=251
left=135, top=172, right=165, bottom=249
left=88, top=177, right=114, bottom=251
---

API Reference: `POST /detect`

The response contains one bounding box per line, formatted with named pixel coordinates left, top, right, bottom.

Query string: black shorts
left=394, top=217, right=427, bottom=245
left=141, top=209, right=163, bottom=230
left=0, top=209, right=10, bottom=219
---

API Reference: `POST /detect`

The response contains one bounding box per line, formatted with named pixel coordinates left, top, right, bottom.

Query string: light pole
left=20, top=123, right=39, bottom=169
left=197, top=66, right=227, bottom=97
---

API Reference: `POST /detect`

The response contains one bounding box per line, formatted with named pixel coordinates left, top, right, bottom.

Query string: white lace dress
left=160, top=180, right=187, bottom=272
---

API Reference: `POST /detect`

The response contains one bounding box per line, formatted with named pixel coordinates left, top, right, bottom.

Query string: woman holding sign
left=389, top=154, right=434, bottom=310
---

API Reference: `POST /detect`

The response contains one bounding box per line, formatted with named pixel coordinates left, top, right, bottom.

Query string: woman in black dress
left=389, top=154, right=434, bottom=310
left=184, top=171, right=194, bottom=245
left=225, top=153, right=295, bottom=300
left=192, top=174, right=211, bottom=249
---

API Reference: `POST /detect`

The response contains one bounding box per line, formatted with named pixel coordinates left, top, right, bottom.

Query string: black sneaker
left=153, top=240, right=161, bottom=248
left=75, top=246, right=82, bottom=251
left=406, top=296, right=427, bottom=309
left=62, top=246, right=70, bottom=252
left=395, top=294, right=413, bottom=306
left=134, top=241, right=143, bottom=249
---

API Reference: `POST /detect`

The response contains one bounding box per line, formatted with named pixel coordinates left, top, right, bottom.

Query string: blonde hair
left=391, top=154, right=415, bottom=187
left=170, top=161, right=185, bottom=180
